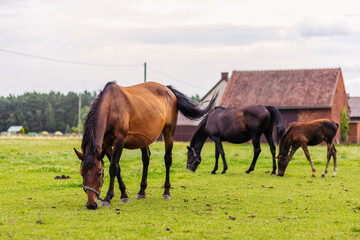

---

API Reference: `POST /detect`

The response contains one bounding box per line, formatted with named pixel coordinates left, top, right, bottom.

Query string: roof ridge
left=232, top=67, right=341, bottom=73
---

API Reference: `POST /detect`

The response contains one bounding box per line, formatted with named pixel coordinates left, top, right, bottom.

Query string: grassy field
left=0, top=138, right=359, bottom=239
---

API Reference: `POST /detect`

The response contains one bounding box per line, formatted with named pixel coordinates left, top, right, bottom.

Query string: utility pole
left=78, top=93, right=81, bottom=134
left=144, top=62, right=147, bottom=82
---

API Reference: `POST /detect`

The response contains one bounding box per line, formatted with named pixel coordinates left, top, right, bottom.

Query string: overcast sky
left=1, top=0, right=360, bottom=98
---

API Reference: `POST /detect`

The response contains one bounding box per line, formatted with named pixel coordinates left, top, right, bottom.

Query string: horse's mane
left=81, top=81, right=116, bottom=172
left=279, top=122, right=296, bottom=154
left=190, top=113, right=209, bottom=148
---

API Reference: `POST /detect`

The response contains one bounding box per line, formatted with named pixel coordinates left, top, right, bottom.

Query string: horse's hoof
left=321, top=174, right=325, bottom=178
left=120, top=198, right=130, bottom=203
left=311, top=175, right=316, bottom=178
left=211, top=171, right=216, bottom=174
left=162, top=194, right=171, bottom=200
left=271, top=173, right=276, bottom=176
left=135, top=194, right=146, bottom=200
left=99, top=201, right=111, bottom=207
left=245, top=170, right=251, bottom=174
left=332, top=174, right=336, bottom=177
left=221, top=171, right=226, bottom=174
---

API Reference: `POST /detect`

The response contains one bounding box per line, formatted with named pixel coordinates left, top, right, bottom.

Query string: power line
left=0, top=47, right=206, bottom=90
left=0, top=48, right=143, bottom=67
left=148, top=66, right=206, bottom=90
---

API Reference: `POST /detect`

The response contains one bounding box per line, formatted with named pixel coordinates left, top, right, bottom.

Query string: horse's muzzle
left=86, top=201, right=98, bottom=210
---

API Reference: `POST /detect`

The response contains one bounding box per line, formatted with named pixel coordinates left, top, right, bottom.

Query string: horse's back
left=105, top=82, right=177, bottom=148
left=291, top=119, right=338, bottom=145
left=205, top=106, right=270, bottom=143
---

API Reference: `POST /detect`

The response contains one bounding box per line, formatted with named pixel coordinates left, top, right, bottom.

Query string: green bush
left=341, top=107, right=349, bottom=143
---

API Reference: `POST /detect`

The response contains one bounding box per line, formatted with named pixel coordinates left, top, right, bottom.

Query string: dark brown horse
left=186, top=105, right=285, bottom=175
left=277, top=119, right=339, bottom=177
left=74, top=81, right=216, bottom=209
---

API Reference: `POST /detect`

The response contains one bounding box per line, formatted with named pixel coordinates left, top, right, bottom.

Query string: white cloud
left=1, top=0, right=360, bottom=97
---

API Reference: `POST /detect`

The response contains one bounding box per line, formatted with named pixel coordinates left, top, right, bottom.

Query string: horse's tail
left=266, top=106, right=285, bottom=141
left=167, top=86, right=217, bottom=120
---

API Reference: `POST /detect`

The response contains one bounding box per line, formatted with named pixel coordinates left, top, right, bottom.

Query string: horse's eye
left=97, top=172, right=102, bottom=177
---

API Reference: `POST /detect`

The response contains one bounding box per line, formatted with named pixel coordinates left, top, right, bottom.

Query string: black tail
left=266, top=106, right=285, bottom=141
left=167, top=86, right=217, bottom=120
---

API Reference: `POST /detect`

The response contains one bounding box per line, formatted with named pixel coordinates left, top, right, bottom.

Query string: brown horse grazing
left=277, top=119, right=339, bottom=177
left=74, top=81, right=216, bottom=210
left=186, top=105, right=285, bottom=175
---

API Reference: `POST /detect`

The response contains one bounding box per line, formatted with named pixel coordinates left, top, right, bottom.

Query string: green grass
left=0, top=138, right=360, bottom=239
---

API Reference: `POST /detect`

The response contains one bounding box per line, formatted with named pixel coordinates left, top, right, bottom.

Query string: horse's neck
left=190, top=127, right=208, bottom=154
left=279, top=137, right=291, bottom=156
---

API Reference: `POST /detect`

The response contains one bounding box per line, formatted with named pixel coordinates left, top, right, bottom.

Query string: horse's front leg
left=101, top=139, right=127, bottom=206
left=302, top=145, right=316, bottom=177
left=136, top=147, right=150, bottom=199
left=246, top=137, right=261, bottom=174
left=213, top=137, right=227, bottom=174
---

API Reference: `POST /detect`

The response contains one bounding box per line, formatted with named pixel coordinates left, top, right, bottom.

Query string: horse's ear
left=186, top=146, right=191, bottom=151
left=96, top=150, right=106, bottom=162
left=74, top=148, right=84, bottom=161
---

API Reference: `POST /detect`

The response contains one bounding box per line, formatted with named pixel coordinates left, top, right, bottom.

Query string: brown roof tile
left=220, top=68, right=342, bottom=109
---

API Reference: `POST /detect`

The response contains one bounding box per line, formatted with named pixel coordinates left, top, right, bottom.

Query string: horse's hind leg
left=331, top=144, right=337, bottom=177
left=212, top=149, right=219, bottom=174
left=302, top=145, right=316, bottom=177
left=246, top=137, right=261, bottom=174
left=264, top=131, right=276, bottom=175
left=212, top=137, right=228, bottom=174
left=321, top=143, right=332, bottom=177
left=162, top=127, right=173, bottom=199
left=136, top=147, right=150, bottom=199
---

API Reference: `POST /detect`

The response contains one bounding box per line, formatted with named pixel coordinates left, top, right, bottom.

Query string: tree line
left=0, top=91, right=97, bottom=133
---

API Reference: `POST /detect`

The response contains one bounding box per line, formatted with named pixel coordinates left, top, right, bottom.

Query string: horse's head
left=74, top=148, right=104, bottom=210
left=277, top=154, right=291, bottom=176
left=186, top=146, right=201, bottom=172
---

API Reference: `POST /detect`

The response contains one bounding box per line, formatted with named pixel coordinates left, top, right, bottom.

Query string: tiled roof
left=349, top=97, right=360, bottom=117
left=220, top=68, right=342, bottom=108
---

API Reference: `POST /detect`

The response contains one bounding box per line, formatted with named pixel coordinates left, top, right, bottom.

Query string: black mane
left=81, top=81, right=116, bottom=172
left=279, top=122, right=296, bottom=155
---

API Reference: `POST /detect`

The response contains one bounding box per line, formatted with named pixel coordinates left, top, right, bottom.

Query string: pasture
left=0, top=138, right=359, bottom=239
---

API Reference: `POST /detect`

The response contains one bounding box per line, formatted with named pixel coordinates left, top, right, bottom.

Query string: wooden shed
left=220, top=68, right=348, bottom=142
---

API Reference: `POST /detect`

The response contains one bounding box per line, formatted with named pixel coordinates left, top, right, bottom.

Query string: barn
left=219, top=68, right=348, bottom=142
left=348, top=97, right=360, bottom=143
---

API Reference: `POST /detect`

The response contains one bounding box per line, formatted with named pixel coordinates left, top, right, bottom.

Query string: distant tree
left=0, top=90, right=96, bottom=132
left=65, top=124, right=72, bottom=134
left=45, top=102, right=56, bottom=132
left=191, top=94, right=200, bottom=102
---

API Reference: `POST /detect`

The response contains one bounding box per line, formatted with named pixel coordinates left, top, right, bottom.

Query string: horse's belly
left=123, top=131, right=160, bottom=149
left=221, top=131, right=251, bottom=144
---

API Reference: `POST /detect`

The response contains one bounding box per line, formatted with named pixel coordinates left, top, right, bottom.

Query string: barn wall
left=173, top=125, right=197, bottom=142
left=331, top=73, right=348, bottom=141
left=348, top=123, right=360, bottom=143
left=297, top=109, right=331, bottom=122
